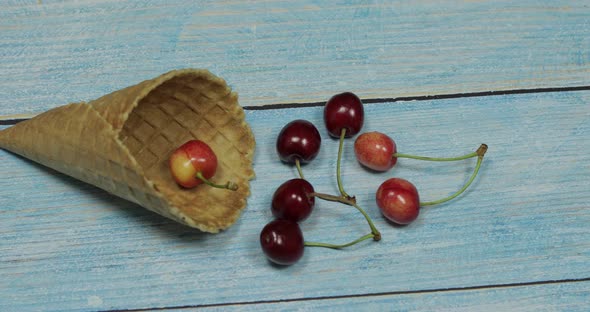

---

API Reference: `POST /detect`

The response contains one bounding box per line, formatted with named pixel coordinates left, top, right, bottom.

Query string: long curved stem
left=336, top=128, right=353, bottom=200
left=393, top=151, right=478, bottom=162
left=295, top=158, right=305, bottom=180
left=196, top=172, right=238, bottom=191
left=420, top=144, right=487, bottom=206
left=311, top=192, right=381, bottom=241
left=305, top=233, right=375, bottom=249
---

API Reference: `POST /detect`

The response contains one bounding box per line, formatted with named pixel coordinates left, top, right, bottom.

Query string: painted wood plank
left=193, top=281, right=590, bottom=311
left=1, top=91, right=589, bottom=311
left=1, top=0, right=589, bottom=115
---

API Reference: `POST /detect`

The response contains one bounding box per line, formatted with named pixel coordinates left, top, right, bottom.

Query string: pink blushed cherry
left=169, top=140, right=237, bottom=190
left=375, top=144, right=488, bottom=225
left=376, top=178, right=420, bottom=225
left=355, top=131, right=486, bottom=173
left=354, top=131, right=398, bottom=172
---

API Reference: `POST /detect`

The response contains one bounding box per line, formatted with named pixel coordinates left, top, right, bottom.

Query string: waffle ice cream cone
left=0, top=69, right=255, bottom=233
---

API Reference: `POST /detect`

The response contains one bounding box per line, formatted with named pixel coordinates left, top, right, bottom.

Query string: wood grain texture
left=1, top=0, right=589, bottom=115
left=193, top=281, right=590, bottom=311
left=1, top=91, right=589, bottom=311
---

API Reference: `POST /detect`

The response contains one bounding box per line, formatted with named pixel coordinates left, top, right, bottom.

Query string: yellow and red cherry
left=355, top=132, right=485, bottom=172
left=169, top=139, right=237, bottom=190
left=354, top=131, right=397, bottom=171
left=323, top=92, right=364, bottom=138
left=260, top=219, right=305, bottom=265
left=376, top=178, right=420, bottom=225
left=271, top=179, right=315, bottom=222
left=276, top=120, right=321, bottom=164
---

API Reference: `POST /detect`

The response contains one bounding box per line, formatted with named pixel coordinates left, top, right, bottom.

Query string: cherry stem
left=336, top=128, right=354, bottom=201
left=393, top=150, right=478, bottom=162
left=311, top=192, right=381, bottom=241
left=195, top=172, right=238, bottom=191
left=420, top=144, right=487, bottom=206
left=295, top=158, right=305, bottom=180
left=304, top=233, right=376, bottom=249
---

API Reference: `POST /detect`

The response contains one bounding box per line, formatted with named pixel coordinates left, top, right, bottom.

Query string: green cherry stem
left=393, top=150, right=478, bottom=162
left=311, top=192, right=381, bottom=241
left=295, top=158, right=305, bottom=180
left=352, top=202, right=381, bottom=241
left=196, top=172, right=239, bottom=191
left=304, top=233, right=376, bottom=249
left=336, top=128, right=354, bottom=201
left=420, top=144, right=487, bottom=206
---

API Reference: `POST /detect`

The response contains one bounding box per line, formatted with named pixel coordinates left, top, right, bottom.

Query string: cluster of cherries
left=260, top=92, right=487, bottom=266
left=165, top=92, right=486, bottom=267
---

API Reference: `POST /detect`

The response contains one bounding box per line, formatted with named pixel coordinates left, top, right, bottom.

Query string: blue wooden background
left=1, top=1, right=589, bottom=311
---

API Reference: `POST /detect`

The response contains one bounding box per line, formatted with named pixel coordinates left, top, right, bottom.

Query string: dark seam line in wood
left=100, top=276, right=590, bottom=312
left=2, top=85, right=590, bottom=127
left=244, top=85, right=590, bottom=110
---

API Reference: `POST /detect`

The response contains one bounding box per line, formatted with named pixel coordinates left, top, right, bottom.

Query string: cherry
left=260, top=219, right=304, bottom=265
left=355, top=131, right=485, bottom=173
left=323, top=92, right=365, bottom=200
left=276, top=120, right=321, bottom=164
left=376, top=178, right=420, bottom=225
left=323, top=92, right=364, bottom=138
left=354, top=131, right=397, bottom=171
left=169, top=140, right=237, bottom=190
left=375, top=144, right=488, bottom=225
left=271, top=179, right=315, bottom=222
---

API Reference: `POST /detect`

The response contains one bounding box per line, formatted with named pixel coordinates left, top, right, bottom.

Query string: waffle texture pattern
left=0, top=69, right=255, bottom=233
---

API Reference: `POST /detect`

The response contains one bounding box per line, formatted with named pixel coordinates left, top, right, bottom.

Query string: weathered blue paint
left=1, top=91, right=589, bottom=311
left=0, top=1, right=589, bottom=115
left=2, top=1, right=590, bottom=310
left=193, top=281, right=590, bottom=311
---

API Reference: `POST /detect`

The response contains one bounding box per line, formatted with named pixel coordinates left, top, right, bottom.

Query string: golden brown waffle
left=0, top=69, right=255, bottom=233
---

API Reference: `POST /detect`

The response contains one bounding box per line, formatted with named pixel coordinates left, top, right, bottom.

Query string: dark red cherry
left=323, top=92, right=364, bottom=138
left=276, top=120, right=321, bottom=164
left=376, top=178, right=420, bottom=225
left=271, top=178, right=315, bottom=222
left=260, top=219, right=305, bottom=265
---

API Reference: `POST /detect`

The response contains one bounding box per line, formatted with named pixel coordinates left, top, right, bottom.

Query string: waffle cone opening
left=117, top=72, right=255, bottom=232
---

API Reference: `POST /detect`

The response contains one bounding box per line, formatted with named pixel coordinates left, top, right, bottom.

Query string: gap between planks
left=1, top=85, right=590, bottom=126
left=101, top=277, right=590, bottom=312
